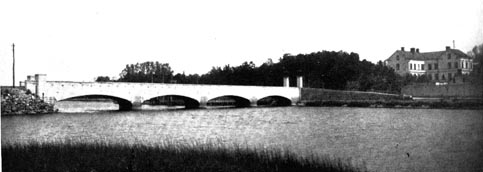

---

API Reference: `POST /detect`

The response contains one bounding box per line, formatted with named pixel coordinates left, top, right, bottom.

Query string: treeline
left=468, top=43, right=483, bottom=81
left=97, top=50, right=408, bottom=93
left=117, top=62, right=174, bottom=83
left=98, top=42, right=483, bottom=93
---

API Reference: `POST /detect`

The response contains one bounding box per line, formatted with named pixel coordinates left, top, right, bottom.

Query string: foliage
left=197, top=51, right=402, bottom=93
left=95, top=76, right=110, bottom=82
left=468, top=43, right=483, bottom=83
left=1, top=88, right=57, bottom=115
left=115, top=51, right=406, bottom=93
left=2, top=141, right=367, bottom=172
left=118, top=61, right=174, bottom=83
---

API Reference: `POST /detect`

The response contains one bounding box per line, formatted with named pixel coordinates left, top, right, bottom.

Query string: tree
left=95, top=76, right=110, bottom=82
left=113, top=51, right=404, bottom=93
left=118, top=61, right=173, bottom=83
left=469, top=43, right=483, bottom=83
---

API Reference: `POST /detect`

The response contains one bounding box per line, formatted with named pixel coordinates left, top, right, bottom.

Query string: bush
left=1, top=88, right=56, bottom=115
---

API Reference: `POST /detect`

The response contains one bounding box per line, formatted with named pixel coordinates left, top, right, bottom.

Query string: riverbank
left=2, top=141, right=366, bottom=172
left=301, top=88, right=483, bottom=109
left=303, top=99, right=483, bottom=109
left=1, top=87, right=57, bottom=115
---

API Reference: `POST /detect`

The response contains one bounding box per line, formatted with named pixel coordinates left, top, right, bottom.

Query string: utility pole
left=12, top=43, right=15, bottom=88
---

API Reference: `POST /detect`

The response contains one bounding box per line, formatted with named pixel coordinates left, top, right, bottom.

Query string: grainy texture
left=2, top=142, right=364, bottom=172
left=2, top=106, right=483, bottom=171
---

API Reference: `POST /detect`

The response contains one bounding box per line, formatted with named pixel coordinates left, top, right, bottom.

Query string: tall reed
left=2, top=141, right=367, bottom=172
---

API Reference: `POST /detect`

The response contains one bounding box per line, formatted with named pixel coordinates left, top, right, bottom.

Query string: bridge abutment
left=34, top=74, right=47, bottom=100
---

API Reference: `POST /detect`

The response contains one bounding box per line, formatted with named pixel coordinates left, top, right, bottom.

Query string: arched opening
left=57, top=94, right=133, bottom=112
left=257, top=96, right=292, bottom=106
left=143, top=95, right=200, bottom=109
left=207, top=95, right=251, bottom=108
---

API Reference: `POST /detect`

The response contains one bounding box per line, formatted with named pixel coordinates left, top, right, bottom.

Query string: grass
left=2, top=141, right=367, bottom=172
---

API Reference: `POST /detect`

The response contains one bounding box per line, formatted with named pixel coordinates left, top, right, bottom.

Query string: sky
left=1, top=0, right=482, bottom=85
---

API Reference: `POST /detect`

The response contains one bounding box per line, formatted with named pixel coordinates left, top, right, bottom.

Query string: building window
left=409, top=63, right=412, bottom=70
left=465, top=62, right=468, bottom=69
left=396, top=64, right=400, bottom=70
left=428, top=74, right=432, bottom=80
left=434, top=63, right=438, bottom=70
left=442, top=74, right=446, bottom=80
left=454, top=62, right=458, bottom=69
left=428, top=64, right=432, bottom=70
left=396, top=55, right=399, bottom=60
left=448, top=62, right=451, bottom=69
left=435, top=73, right=439, bottom=80
left=422, top=64, right=425, bottom=70
left=448, top=53, right=451, bottom=59
left=448, top=73, right=452, bottom=80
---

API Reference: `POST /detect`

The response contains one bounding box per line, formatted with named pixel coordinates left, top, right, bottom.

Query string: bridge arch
left=257, top=95, right=292, bottom=106
left=207, top=95, right=251, bottom=107
left=144, top=95, right=200, bottom=109
left=59, top=94, right=133, bottom=111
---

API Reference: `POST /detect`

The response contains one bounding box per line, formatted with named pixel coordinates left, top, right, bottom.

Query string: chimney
left=416, top=48, right=419, bottom=53
left=410, top=48, right=415, bottom=53
left=446, top=46, right=451, bottom=51
left=401, top=47, right=405, bottom=51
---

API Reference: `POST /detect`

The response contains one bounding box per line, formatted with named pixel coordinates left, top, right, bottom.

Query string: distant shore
left=300, top=88, right=483, bottom=109
left=302, top=99, right=483, bottom=109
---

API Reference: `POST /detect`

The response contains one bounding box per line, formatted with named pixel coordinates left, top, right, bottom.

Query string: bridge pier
left=250, top=101, right=258, bottom=107
left=199, top=102, right=207, bottom=108
left=199, top=96, right=208, bottom=108
left=250, top=97, right=258, bottom=107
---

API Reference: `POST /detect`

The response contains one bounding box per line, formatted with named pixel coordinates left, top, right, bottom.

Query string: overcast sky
left=1, top=0, right=482, bottom=85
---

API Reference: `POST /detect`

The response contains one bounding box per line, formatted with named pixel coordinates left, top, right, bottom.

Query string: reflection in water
left=54, top=101, right=119, bottom=113
left=55, top=101, right=238, bottom=112
left=2, top=106, right=483, bottom=172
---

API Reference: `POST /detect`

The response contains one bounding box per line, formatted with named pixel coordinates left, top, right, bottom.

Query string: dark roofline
left=390, top=48, right=471, bottom=61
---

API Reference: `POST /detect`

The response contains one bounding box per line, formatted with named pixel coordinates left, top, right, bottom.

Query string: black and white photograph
left=1, top=0, right=482, bottom=171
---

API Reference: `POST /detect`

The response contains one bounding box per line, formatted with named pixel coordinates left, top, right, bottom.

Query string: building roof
left=393, top=49, right=470, bottom=61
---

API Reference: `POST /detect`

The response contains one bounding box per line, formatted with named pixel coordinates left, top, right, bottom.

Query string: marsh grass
left=2, top=141, right=366, bottom=172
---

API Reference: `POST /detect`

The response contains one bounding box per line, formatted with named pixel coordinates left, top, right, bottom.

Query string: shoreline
left=302, top=99, right=483, bottom=110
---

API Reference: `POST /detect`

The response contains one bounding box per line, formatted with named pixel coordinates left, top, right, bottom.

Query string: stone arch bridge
left=24, top=74, right=301, bottom=110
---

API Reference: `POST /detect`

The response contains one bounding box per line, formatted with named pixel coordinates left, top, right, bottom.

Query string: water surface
left=2, top=105, right=482, bottom=172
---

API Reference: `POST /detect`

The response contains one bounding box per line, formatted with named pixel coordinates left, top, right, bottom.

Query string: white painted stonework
left=25, top=74, right=301, bottom=109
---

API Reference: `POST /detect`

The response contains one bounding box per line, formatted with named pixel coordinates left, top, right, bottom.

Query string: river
left=2, top=101, right=483, bottom=172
